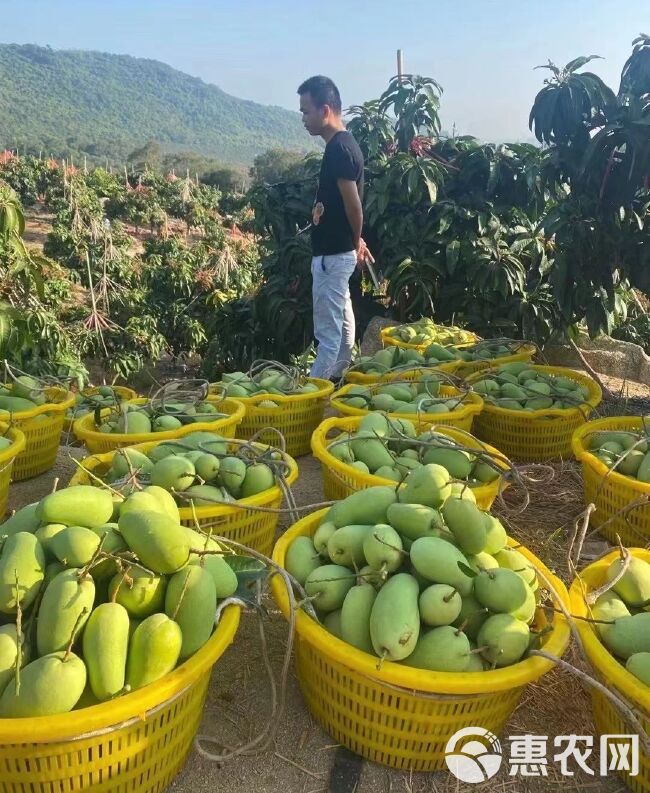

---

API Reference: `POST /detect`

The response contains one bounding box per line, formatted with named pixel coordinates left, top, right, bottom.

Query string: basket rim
left=209, top=377, right=334, bottom=405
left=569, top=548, right=650, bottom=713
left=310, top=415, right=510, bottom=499
left=465, top=364, right=602, bottom=419
left=0, top=385, right=75, bottom=418
left=380, top=325, right=481, bottom=352
left=0, top=604, right=240, bottom=742
left=73, top=396, right=245, bottom=446
left=344, top=361, right=461, bottom=385
left=69, top=438, right=300, bottom=517
left=0, top=424, right=27, bottom=462
left=271, top=509, right=571, bottom=695
left=330, top=383, right=484, bottom=421
left=571, top=415, right=650, bottom=495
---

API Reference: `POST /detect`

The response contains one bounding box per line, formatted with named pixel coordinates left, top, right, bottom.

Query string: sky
left=1, top=0, right=646, bottom=143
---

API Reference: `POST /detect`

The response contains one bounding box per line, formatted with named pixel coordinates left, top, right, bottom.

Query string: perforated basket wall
left=271, top=510, right=570, bottom=771
left=570, top=549, right=650, bottom=793
left=0, top=427, right=26, bottom=517
left=73, top=396, right=245, bottom=455
left=572, top=417, right=650, bottom=545
left=210, top=378, right=334, bottom=457
left=5, top=386, right=75, bottom=481
left=465, top=365, right=602, bottom=461
left=0, top=606, right=239, bottom=793
left=69, top=439, right=299, bottom=556
left=311, top=415, right=509, bottom=508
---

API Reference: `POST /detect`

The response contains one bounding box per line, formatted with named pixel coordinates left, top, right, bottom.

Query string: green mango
left=285, top=536, right=321, bottom=586
left=0, top=532, right=45, bottom=614
left=453, top=593, right=490, bottom=641
left=358, top=413, right=392, bottom=438
left=142, top=485, right=180, bottom=521
left=190, top=556, right=238, bottom=598
left=311, top=522, right=336, bottom=559
left=397, top=464, right=451, bottom=508
left=83, top=602, right=129, bottom=700
left=329, top=440, right=355, bottom=464
left=118, top=510, right=190, bottom=575
left=369, top=573, right=420, bottom=661
left=194, top=454, right=220, bottom=482
left=607, top=556, right=650, bottom=606
left=325, top=486, right=397, bottom=529
left=108, top=568, right=167, bottom=618
left=592, top=591, right=630, bottom=642
left=49, top=526, right=100, bottom=568
left=363, top=524, right=404, bottom=573
left=34, top=523, right=67, bottom=555
left=422, top=447, right=472, bottom=479
left=327, top=525, right=372, bottom=568
left=473, top=460, right=500, bottom=484
left=37, top=569, right=95, bottom=656
left=240, top=463, right=275, bottom=498
left=409, top=536, right=473, bottom=596
left=478, top=614, right=530, bottom=667
left=350, top=433, right=395, bottom=472
left=0, top=651, right=87, bottom=716
left=442, top=499, right=487, bottom=555
left=0, top=503, right=40, bottom=537
left=150, top=457, right=196, bottom=492
left=111, top=448, right=153, bottom=478
left=0, top=624, right=24, bottom=696
left=119, top=490, right=169, bottom=518
left=340, top=583, right=377, bottom=653
left=126, top=613, right=182, bottom=690
left=37, top=486, right=114, bottom=529
left=165, top=565, right=216, bottom=659
left=386, top=502, right=445, bottom=540
left=182, top=484, right=227, bottom=507
left=474, top=568, right=528, bottom=613
left=304, top=565, right=355, bottom=613
left=323, top=609, right=343, bottom=639
left=117, top=410, right=152, bottom=434
left=626, top=653, right=650, bottom=686
left=419, top=584, right=462, bottom=626
left=483, top=515, right=508, bottom=554
left=510, top=583, right=536, bottom=623
left=404, top=625, right=470, bottom=672
left=602, top=613, right=650, bottom=658
left=218, top=456, right=247, bottom=498
left=494, top=547, right=537, bottom=587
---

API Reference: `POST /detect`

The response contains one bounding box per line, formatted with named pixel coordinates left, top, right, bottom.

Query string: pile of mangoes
left=94, top=400, right=228, bottom=435
left=334, top=376, right=470, bottom=416
left=384, top=318, right=476, bottom=347
left=0, top=375, right=49, bottom=415
left=590, top=554, right=650, bottom=686
left=586, top=424, right=650, bottom=483
left=0, top=484, right=238, bottom=716
left=284, top=467, right=542, bottom=672
left=454, top=340, right=532, bottom=364
left=471, top=363, right=590, bottom=411
left=213, top=366, right=321, bottom=402
left=93, top=432, right=282, bottom=506
left=67, top=387, right=132, bottom=422
left=327, top=413, right=500, bottom=486
left=349, top=345, right=458, bottom=378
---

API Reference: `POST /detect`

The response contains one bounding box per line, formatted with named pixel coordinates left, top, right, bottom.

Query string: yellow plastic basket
left=209, top=378, right=334, bottom=458
left=69, top=438, right=299, bottom=556
left=572, top=416, right=650, bottom=546
left=344, top=359, right=461, bottom=385
left=272, top=510, right=570, bottom=771
left=455, top=342, right=537, bottom=378
left=63, top=385, right=139, bottom=433
left=0, top=426, right=26, bottom=518
left=569, top=549, right=650, bottom=793
left=330, top=383, right=484, bottom=432
left=380, top=325, right=480, bottom=353
left=465, top=365, right=602, bottom=461
left=0, top=604, right=239, bottom=793
left=73, top=396, right=245, bottom=455
left=2, top=386, right=75, bottom=481
left=311, top=415, right=510, bottom=509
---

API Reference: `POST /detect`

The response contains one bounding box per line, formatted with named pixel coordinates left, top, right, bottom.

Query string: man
left=298, top=75, right=373, bottom=382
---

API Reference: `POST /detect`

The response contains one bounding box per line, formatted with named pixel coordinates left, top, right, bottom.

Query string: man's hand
left=356, top=237, right=375, bottom=269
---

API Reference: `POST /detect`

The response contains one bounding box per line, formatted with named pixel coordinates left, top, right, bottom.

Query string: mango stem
left=64, top=607, right=89, bottom=662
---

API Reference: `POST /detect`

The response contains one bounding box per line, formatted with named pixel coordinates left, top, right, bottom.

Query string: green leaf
left=457, top=562, right=478, bottom=579
left=446, top=240, right=460, bottom=275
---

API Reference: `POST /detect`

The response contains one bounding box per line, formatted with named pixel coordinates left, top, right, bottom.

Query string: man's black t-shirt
left=311, top=130, right=364, bottom=256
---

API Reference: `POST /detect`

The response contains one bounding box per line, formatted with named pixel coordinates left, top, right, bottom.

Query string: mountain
left=0, top=43, right=314, bottom=165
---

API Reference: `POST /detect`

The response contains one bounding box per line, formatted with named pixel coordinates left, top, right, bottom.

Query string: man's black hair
left=297, top=75, right=342, bottom=114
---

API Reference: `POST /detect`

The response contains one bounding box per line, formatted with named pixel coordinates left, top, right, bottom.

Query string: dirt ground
left=9, top=371, right=648, bottom=793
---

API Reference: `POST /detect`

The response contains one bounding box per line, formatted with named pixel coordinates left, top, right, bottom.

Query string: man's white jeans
left=310, top=251, right=356, bottom=380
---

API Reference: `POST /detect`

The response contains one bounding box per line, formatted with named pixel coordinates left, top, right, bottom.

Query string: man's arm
left=337, top=177, right=362, bottom=251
